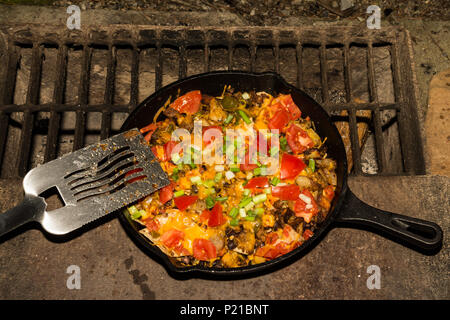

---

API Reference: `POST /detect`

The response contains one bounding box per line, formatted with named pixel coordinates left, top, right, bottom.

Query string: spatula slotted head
left=23, top=129, right=170, bottom=235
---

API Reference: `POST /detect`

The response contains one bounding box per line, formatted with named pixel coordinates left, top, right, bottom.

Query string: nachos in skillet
left=125, top=88, right=337, bottom=268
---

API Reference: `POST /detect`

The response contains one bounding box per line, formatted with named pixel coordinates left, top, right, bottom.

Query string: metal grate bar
left=274, top=43, right=280, bottom=74
left=348, top=107, right=362, bottom=175
left=129, top=46, right=139, bottom=109
left=0, top=45, right=19, bottom=171
left=17, top=44, right=42, bottom=176
left=44, top=44, right=67, bottom=163
left=343, top=42, right=352, bottom=103
left=73, top=45, right=91, bottom=151
left=367, top=42, right=387, bottom=173
left=179, top=44, right=187, bottom=79
left=0, top=103, right=129, bottom=113
left=392, top=39, right=425, bottom=175
left=250, top=43, right=256, bottom=72
left=155, top=40, right=163, bottom=91
left=204, top=43, right=210, bottom=72
left=319, top=43, right=329, bottom=104
left=100, top=45, right=116, bottom=140
left=296, top=43, right=303, bottom=89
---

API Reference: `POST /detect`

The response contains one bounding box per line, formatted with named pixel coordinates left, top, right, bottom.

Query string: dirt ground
left=1, top=0, right=450, bottom=24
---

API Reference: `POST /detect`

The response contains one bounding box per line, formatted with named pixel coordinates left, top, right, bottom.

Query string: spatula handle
left=0, top=195, right=46, bottom=238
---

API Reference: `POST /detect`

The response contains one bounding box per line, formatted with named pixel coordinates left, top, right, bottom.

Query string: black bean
left=227, top=239, right=237, bottom=250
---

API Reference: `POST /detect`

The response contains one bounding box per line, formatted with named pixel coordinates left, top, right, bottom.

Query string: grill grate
left=0, top=25, right=425, bottom=178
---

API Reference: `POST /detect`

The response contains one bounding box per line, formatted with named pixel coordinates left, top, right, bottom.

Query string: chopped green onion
left=190, top=176, right=202, bottom=184
left=255, top=208, right=265, bottom=216
left=189, top=163, right=197, bottom=169
left=253, top=167, right=262, bottom=176
left=127, top=205, right=138, bottom=215
left=271, top=177, right=280, bottom=186
left=280, top=136, right=287, bottom=151
left=229, top=207, right=239, bottom=218
left=243, top=189, right=251, bottom=196
left=253, top=193, right=267, bottom=204
left=270, top=146, right=279, bottom=157
left=205, top=196, right=216, bottom=209
left=239, top=208, right=246, bottom=217
left=246, top=210, right=257, bottom=217
left=245, top=215, right=256, bottom=221
left=238, top=110, right=251, bottom=124
left=177, top=163, right=184, bottom=170
left=230, top=218, right=239, bottom=226
left=173, top=167, right=179, bottom=174
left=131, top=211, right=142, bottom=219
left=171, top=173, right=179, bottom=181
left=239, top=197, right=252, bottom=208
left=224, top=114, right=234, bottom=124
left=173, top=190, right=185, bottom=197
left=244, top=201, right=255, bottom=211
left=308, top=159, right=315, bottom=172
left=230, top=166, right=240, bottom=173
left=264, top=187, right=272, bottom=194
left=203, top=179, right=215, bottom=188
left=215, top=196, right=228, bottom=202
left=214, top=172, right=223, bottom=183
left=171, top=152, right=181, bottom=164
left=242, top=92, right=250, bottom=100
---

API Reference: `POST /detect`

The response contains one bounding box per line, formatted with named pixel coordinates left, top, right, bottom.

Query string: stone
left=425, top=69, right=450, bottom=176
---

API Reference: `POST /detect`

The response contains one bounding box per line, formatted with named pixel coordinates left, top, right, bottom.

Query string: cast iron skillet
left=119, top=71, right=443, bottom=278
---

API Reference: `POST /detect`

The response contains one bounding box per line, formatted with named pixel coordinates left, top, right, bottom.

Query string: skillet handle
left=0, top=195, right=46, bottom=238
left=334, top=190, right=443, bottom=253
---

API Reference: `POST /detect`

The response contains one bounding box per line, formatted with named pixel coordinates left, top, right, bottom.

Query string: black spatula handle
left=0, top=195, right=46, bottom=238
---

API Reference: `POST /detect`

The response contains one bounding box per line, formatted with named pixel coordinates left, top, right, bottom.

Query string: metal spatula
left=0, top=128, right=170, bottom=237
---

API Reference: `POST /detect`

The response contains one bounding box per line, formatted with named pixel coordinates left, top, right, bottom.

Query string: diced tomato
left=268, top=105, right=290, bottom=130
left=170, top=90, right=202, bottom=114
left=274, top=94, right=301, bottom=120
left=244, top=177, right=269, bottom=189
left=256, top=243, right=290, bottom=260
left=303, top=229, right=314, bottom=241
left=174, top=195, right=198, bottom=211
left=159, top=182, right=174, bottom=204
left=283, top=224, right=293, bottom=238
left=265, top=232, right=279, bottom=245
left=239, top=149, right=258, bottom=171
left=160, top=229, right=184, bottom=248
left=286, top=124, right=314, bottom=154
left=271, top=184, right=300, bottom=201
left=199, top=209, right=210, bottom=224
left=280, top=153, right=306, bottom=180
left=144, top=219, right=159, bottom=232
left=208, top=203, right=226, bottom=227
left=164, top=141, right=180, bottom=161
left=323, top=185, right=335, bottom=201
left=256, top=131, right=270, bottom=155
left=202, top=125, right=223, bottom=145
left=193, top=238, right=217, bottom=261
left=293, top=190, right=319, bottom=223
